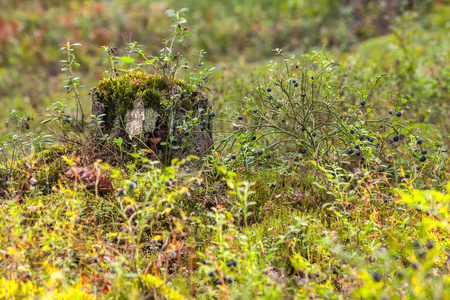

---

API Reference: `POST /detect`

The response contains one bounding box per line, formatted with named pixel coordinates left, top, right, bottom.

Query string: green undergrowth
left=2, top=4, right=450, bottom=299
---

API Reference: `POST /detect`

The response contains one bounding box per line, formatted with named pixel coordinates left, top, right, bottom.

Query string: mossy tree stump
left=90, top=72, right=213, bottom=164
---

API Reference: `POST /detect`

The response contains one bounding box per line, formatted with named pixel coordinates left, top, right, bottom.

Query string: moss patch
left=94, top=72, right=192, bottom=127
left=14, top=145, right=73, bottom=194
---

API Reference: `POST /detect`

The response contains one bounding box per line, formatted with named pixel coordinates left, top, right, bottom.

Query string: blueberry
left=413, top=240, right=421, bottom=249
left=225, top=276, right=234, bottom=284
left=416, top=166, right=420, bottom=171
left=117, top=188, right=126, bottom=197
left=231, top=154, right=237, bottom=160
left=253, top=109, right=257, bottom=113
left=360, top=100, right=366, bottom=106
left=238, top=115, right=243, bottom=120
left=301, top=127, right=306, bottom=132
left=215, top=279, right=223, bottom=285
left=312, top=132, right=317, bottom=137
left=49, top=241, right=55, bottom=248
left=301, top=92, right=306, bottom=97
left=362, top=162, right=368, bottom=168
left=294, top=82, right=299, bottom=87
left=389, top=109, right=393, bottom=115
left=292, top=79, right=297, bottom=83
left=201, top=259, right=209, bottom=265
left=202, top=120, right=207, bottom=125
left=276, top=103, right=281, bottom=108
left=421, top=149, right=427, bottom=155
left=271, top=183, right=276, bottom=188
left=208, top=271, right=216, bottom=277
left=359, top=136, right=364, bottom=141
left=350, top=129, right=355, bottom=134
left=419, top=156, right=426, bottom=162
left=213, top=171, right=218, bottom=177
left=252, top=135, right=257, bottom=141
left=360, top=155, right=366, bottom=161
left=414, top=148, right=419, bottom=153
left=301, top=148, right=307, bottom=154
left=348, top=149, right=354, bottom=154
left=355, top=144, right=360, bottom=150
left=269, top=95, right=273, bottom=100
left=339, top=115, right=343, bottom=119
left=368, top=138, right=374, bottom=143
left=267, top=87, right=272, bottom=92
left=396, top=111, right=402, bottom=117
left=185, top=168, right=192, bottom=174
left=200, top=126, right=204, bottom=130
left=183, top=191, right=191, bottom=197
left=376, top=143, right=380, bottom=146
left=165, top=107, right=170, bottom=112
left=210, top=112, right=215, bottom=117
left=281, top=118, right=286, bottom=123
left=93, top=257, right=100, bottom=264
left=258, top=150, right=264, bottom=155
left=196, top=147, right=201, bottom=152
left=393, top=135, right=399, bottom=142
left=417, top=139, right=423, bottom=145
left=372, top=271, right=382, bottom=282
left=311, top=75, right=315, bottom=80
left=226, top=261, right=237, bottom=267
left=356, top=151, right=361, bottom=156
left=25, top=272, right=32, bottom=279
left=426, top=240, right=435, bottom=250
left=165, top=180, right=172, bottom=187
left=129, top=181, right=137, bottom=190
left=399, top=134, right=405, bottom=139
left=266, top=154, right=271, bottom=159
left=185, top=130, right=190, bottom=136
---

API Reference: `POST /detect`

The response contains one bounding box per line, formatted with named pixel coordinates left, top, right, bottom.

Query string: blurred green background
left=0, top=0, right=449, bottom=143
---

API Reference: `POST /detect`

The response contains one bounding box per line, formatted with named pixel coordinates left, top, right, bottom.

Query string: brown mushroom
left=64, top=168, right=113, bottom=192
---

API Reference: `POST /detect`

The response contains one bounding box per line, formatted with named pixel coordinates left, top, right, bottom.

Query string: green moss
left=95, top=72, right=192, bottom=126
left=14, top=145, right=71, bottom=194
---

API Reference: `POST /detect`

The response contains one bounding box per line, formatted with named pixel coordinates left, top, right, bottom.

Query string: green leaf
left=122, top=273, right=140, bottom=278
left=120, top=57, right=135, bottom=63
left=143, top=58, right=156, bottom=65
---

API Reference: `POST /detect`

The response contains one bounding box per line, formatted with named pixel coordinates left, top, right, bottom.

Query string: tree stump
left=90, top=72, right=214, bottom=164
